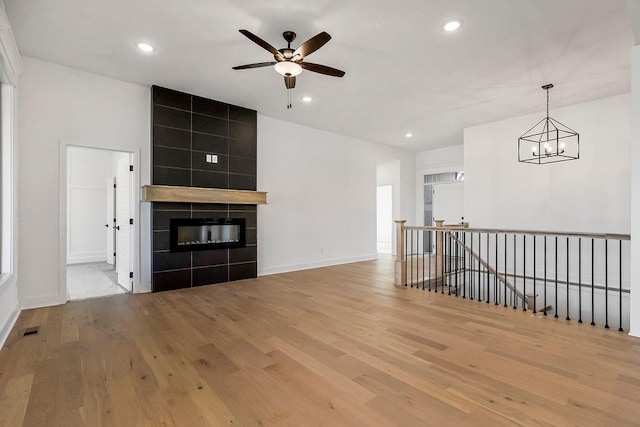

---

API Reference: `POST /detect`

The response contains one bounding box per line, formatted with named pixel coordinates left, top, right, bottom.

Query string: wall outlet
left=205, top=154, right=218, bottom=164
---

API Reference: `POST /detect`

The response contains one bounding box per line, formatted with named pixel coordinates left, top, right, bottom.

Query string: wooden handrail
left=403, top=225, right=630, bottom=241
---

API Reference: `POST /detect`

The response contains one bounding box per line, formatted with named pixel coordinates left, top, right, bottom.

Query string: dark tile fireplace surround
left=151, top=86, right=258, bottom=292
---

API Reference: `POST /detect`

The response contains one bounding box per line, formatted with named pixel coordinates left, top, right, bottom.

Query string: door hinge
left=113, top=252, right=116, bottom=257
left=129, top=272, right=134, bottom=279
left=129, top=165, right=134, bottom=172
left=129, top=218, right=133, bottom=225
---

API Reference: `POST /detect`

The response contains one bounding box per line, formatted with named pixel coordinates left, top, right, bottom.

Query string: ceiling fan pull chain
left=287, top=88, right=292, bottom=109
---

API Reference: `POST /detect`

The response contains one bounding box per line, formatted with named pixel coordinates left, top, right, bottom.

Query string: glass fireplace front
left=170, top=218, right=246, bottom=252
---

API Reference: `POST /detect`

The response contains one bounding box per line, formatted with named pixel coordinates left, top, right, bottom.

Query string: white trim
left=1, top=83, right=13, bottom=275
left=0, top=2, right=22, bottom=85
left=417, top=162, right=465, bottom=178
left=258, top=254, right=378, bottom=276
left=59, top=144, right=140, bottom=301
left=21, top=294, right=66, bottom=310
left=0, top=299, right=18, bottom=349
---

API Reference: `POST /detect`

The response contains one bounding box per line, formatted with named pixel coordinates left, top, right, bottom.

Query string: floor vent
left=22, top=327, right=39, bottom=337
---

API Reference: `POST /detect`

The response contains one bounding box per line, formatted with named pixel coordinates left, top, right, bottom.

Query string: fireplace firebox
left=170, top=218, right=246, bottom=252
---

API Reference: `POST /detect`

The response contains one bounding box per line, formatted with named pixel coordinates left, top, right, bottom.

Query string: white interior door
left=106, top=177, right=115, bottom=265
left=116, top=157, right=132, bottom=290
left=433, top=182, right=464, bottom=224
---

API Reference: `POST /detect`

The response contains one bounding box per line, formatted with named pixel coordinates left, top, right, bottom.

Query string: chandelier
left=518, top=84, right=579, bottom=164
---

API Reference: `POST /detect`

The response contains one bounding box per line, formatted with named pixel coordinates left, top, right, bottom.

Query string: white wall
left=415, top=145, right=464, bottom=226
left=66, top=146, right=113, bottom=264
left=630, top=45, right=640, bottom=337
left=464, top=94, right=630, bottom=233
left=257, top=115, right=415, bottom=275
left=18, top=57, right=150, bottom=308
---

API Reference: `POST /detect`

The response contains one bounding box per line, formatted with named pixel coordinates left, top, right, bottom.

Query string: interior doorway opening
left=376, top=185, right=393, bottom=254
left=66, top=146, right=133, bottom=301
left=424, top=171, right=464, bottom=253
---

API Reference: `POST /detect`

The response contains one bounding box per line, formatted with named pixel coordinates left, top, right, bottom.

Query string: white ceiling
left=4, top=0, right=635, bottom=151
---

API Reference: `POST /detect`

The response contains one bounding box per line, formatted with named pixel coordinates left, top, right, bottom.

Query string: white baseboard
left=258, top=254, right=379, bottom=276
left=67, top=252, right=106, bottom=264
left=0, top=301, right=19, bottom=350
left=21, top=294, right=66, bottom=310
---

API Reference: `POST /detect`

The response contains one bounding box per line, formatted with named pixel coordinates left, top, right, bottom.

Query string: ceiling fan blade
left=239, top=29, right=282, bottom=58
left=292, top=32, right=331, bottom=58
left=300, top=62, right=345, bottom=77
left=284, top=76, right=296, bottom=89
left=232, top=62, right=277, bottom=70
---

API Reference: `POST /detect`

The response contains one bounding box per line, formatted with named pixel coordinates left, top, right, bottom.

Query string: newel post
left=394, top=220, right=406, bottom=285
left=434, top=220, right=445, bottom=279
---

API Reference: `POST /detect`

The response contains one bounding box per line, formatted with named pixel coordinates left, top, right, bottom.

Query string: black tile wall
left=151, top=86, right=258, bottom=293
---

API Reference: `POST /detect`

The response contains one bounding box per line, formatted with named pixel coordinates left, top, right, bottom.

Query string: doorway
left=424, top=171, right=464, bottom=253
left=376, top=185, right=393, bottom=254
left=66, top=146, right=133, bottom=300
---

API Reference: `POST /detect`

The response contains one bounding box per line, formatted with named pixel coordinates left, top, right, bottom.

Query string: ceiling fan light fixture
left=274, top=61, right=303, bottom=77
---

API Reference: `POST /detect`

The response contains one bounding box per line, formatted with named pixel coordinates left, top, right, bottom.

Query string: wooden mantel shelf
left=141, top=185, right=267, bottom=205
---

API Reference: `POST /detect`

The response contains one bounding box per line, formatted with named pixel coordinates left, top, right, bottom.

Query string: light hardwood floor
left=1, top=258, right=640, bottom=426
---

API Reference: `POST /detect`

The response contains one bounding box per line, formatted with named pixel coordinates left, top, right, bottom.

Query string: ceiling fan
left=232, top=29, right=345, bottom=108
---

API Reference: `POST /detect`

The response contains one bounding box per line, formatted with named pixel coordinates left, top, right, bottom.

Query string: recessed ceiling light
left=301, top=96, right=313, bottom=103
left=136, top=42, right=155, bottom=53
left=443, top=19, right=462, bottom=32
left=405, top=133, right=413, bottom=138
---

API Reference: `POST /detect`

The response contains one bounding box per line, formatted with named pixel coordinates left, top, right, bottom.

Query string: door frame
left=59, top=142, right=140, bottom=300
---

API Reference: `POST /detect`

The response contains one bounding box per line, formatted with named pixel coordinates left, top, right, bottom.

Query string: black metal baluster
left=463, top=232, right=467, bottom=299
left=410, top=230, right=418, bottom=288
left=533, top=235, right=537, bottom=314
left=504, top=234, right=507, bottom=308
left=404, top=229, right=408, bottom=286
left=422, top=231, right=427, bottom=291
left=495, top=233, right=499, bottom=305
left=578, top=238, right=582, bottom=323
left=416, top=229, right=420, bottom=290
left=448, top=233, right=452, bottom=296
left=619, top=239, right=623, bottom=332
left=566, top=237, right=570, bottom=321
left=591, top=238, right=595, bottom=326
left=428, top=230, right=432, bottom=291
left=470, top=233, right=474, bottom=300
left=486, top=233, right=490, bottom=304
left=605, top=239, right=609, bottom=329
left=544, top=236, right=547, bottom=316
left=521, top=234, right=528, bottom=311
left=513, top=234, right=517, bottom=309
left=555, top=236, right=558, bottom=318
left=434, top=232, right=438, bottom=292
left=479, top=233, right=482, bottom=302
left=453, top=231, right=460, bottom=296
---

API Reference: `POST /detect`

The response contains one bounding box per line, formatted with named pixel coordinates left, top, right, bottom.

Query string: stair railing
left=394, top=220, right=630, bottom=331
